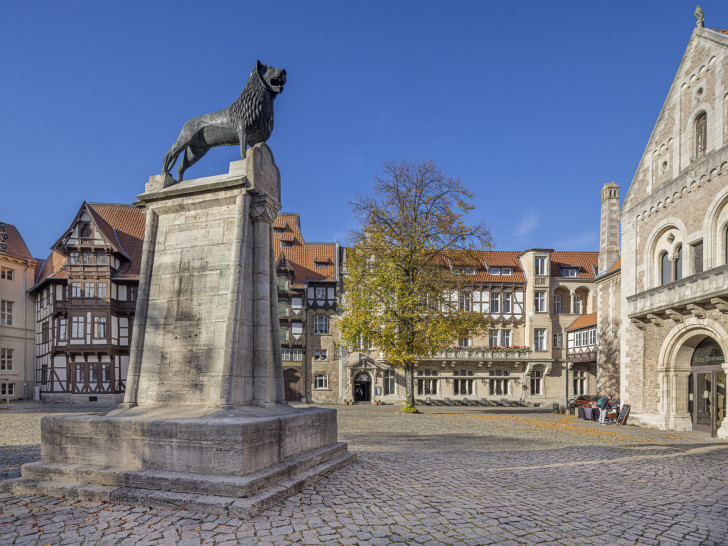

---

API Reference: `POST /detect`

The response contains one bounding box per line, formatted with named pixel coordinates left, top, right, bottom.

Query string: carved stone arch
left=701, top=184, right=728, bottom=268
left=643, top=218, right=687, bottom=289
left=654, top=318, right=728, bottom=430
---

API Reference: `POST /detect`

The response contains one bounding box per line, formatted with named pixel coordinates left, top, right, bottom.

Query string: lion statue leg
left=177, top=145, right=209, bottom=182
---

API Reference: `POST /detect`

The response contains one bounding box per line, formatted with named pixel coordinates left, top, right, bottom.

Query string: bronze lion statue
left=162, top=61, right=286, bottom=181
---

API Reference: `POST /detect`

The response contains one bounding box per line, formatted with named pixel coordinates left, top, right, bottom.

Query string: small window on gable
left=501, top=267, right=512, bottom=276
left=79, top=221, right=92, bottom=238
left=490, top=267, right=501, bottom=276
left=696, top=112, right=707, bottom=158
left=562, top=268, right=578, bottom=278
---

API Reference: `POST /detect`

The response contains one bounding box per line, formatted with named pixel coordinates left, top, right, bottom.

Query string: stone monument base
left=4, top=405, right=355, bottom=517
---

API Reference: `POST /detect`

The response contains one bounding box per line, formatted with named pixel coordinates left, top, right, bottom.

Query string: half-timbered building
left=30, top=203, right=144, bottom=403
left=565, top=312, right=597, bottom=399
left=273, top=213, right=341, bottom=404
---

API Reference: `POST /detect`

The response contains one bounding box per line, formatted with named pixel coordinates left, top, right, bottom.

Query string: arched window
left=675, top=246, right=682, bottom=281
left=696, top=112, right=707, bottom=158
left=660, top=251, right=671, bottom=285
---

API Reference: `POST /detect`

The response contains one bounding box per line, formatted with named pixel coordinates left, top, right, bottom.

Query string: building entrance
left=284, top=369, right=303, bottom=402
left=353, top=372, right=371, bottom=402
left=688, top=338, right=726, bottom=437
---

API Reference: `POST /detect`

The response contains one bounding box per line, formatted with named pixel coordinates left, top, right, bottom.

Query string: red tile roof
left=472, top=251, right=525, bottom=282
left=566, top=312, right=597, bottom=331
left=34, top=203, right=145, bottom=286
left=274, top=213, right=337, bottom=287
left=0, top=222, right=35, bottom=263
left=604, top=257, right=621, bottom=275
left=551, top=251, right=599, bottom=279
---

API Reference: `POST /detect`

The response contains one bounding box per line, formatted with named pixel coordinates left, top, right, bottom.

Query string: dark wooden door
left=284, top=369, right=303, bottom=402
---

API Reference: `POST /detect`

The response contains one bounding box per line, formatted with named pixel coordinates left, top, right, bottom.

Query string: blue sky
left=2, top=1, right=727, bottom=260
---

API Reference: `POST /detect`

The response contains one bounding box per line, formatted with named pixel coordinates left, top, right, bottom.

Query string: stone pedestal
left=3, top=144, right=355, bottom=516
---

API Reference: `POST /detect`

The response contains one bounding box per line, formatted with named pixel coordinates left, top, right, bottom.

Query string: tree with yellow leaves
left=339, top=160, right=493, bottom=412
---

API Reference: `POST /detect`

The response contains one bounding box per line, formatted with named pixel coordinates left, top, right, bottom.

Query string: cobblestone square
left=1, top=402, right=727, bottom=544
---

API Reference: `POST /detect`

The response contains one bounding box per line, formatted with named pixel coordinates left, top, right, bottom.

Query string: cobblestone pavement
left=1, top=401, right=727, bottom=544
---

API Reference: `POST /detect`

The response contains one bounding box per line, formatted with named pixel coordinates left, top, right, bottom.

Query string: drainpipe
left=23, top=261, right=30, bottom=399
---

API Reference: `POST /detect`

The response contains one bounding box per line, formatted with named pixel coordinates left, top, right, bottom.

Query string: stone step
left=5, top=451, right=357, bottom=518
left=18, top=442, right=350, bottom=499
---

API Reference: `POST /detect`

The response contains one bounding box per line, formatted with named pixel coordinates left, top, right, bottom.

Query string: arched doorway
left=353, top=372, right=371, bottom=402
left=284, top=369, right=303, bottom=402
left=689, top=338, right=726, bottom=436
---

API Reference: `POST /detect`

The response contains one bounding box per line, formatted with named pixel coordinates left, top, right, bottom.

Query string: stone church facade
left=620, top=23, right=728, bottom=437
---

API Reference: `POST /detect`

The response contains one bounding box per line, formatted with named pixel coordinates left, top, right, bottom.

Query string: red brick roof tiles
left=566, top=312, right=597, bottom=331
left=274, top=213, right=337, bottom=287
left=604, top=257, right=621, bottom=275
left=0, top=222, right=35, bottom=263
left=551, top=251, right=599, bottom=279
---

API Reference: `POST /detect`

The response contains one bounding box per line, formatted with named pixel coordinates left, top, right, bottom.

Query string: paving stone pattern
left=1, top=402, right=727, bottom=544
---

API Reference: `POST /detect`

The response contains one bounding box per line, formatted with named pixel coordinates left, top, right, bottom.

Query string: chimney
left=599, top=182, right=620, bottom=273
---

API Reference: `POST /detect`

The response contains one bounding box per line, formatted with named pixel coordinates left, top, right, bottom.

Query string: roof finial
left=695, top=5, right=704, bottom=28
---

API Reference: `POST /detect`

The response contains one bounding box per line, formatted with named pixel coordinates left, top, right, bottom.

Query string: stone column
left=250, top=193, right=281, bottom=407
left=717, top=363, right=728, bottom=439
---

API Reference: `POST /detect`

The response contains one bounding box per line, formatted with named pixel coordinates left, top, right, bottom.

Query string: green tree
left=339, top=160, right=494, bottom=411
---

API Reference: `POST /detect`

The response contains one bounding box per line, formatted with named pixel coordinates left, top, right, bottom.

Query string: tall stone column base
left=3, top=405, right=355, bottom=517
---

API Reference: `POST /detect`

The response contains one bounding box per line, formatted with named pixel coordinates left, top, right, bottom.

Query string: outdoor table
left=578, top=406, right=585, bottom=419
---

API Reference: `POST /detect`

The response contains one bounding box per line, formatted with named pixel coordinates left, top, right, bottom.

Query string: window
left=693, top=241, right=703, bottom=275
left=93, top=317, right=107, bottom=338
left=71, top=282, right=82, bottom=298
left=280, top=325, right=290, bottom=342
left=1, top=383, right=14, bottom=396
left=530, top=370, right=543, bottom=395
left=502, top=293, right=512, bottom=313
left=453, top=370, right=474, bottom=396
left=315, top=286, right=327, bottom=299
left=75, top=364, right=85, bottom=384
left=277, top=276, right=289, bottom=291
left=0, top=267, right=14, bottom=280
left=41, top=321, right=50, bottom=343
left=383, top=370, right=395, bottom=395
left=96, top=282, right=107, bottom=298
left=675, top=246, right=683, bottom=281
left=489, top=370, right=510, bottom=396
left=278, top=300, right=290, bottom=316
left=97, top=254, right=108, bottom=265
left=490, top=267, right=501, bottom=276
left=535, top=257, right=547, bottom=276
left=0, top=348, right=12, bottom=370
left=553, top=295, right=562, bottom=314
left=563, top=268, right=578, bottom=278
left=0, top=300, right=13, bottom=326
left=128, top=286, right=138, bottom=302
left=534, top=328, right=546, bottom=351
left=89, top=363, right=98, bottom=384
left=458, top=291, right=472, bottom=312
left=281, top=348, right=303, bottom=361
left=71, top=316, right=85, bottom=339
left=82, top=252, right=93, bottom=265
left=573, top=295, right=583, bottom=314
left=79, top=222, right=92, bottom=238
left=416, top=369, right=438, bottom=395
left=535, top=291, right=546, bottom=313
left=69, top=251, right=80, bottom=265
left=85, top=282, right=94, bottom=298
left=696, top=111, right=707, bottom=158
left=314, top=316, right=329, bottom=334
left=589, top=329, right=596, bottom=346
left=314, top=350, right=328, bottom=360
left=575, top=331, right=582, bottom=347
left=59, top=318, right=67, bottom=341
left=573, top=370, right=587, bottom=396
left=553, top=333, right=563, bottom=348
left=102, top=363, right=111, bottom=383
left=501, top=329, right=512, bottom=347
left=490, top=293, right=500, bottom=313
left=501, top=267, right=513, bottom=276
left=660, top=251, right=671, bottom=285
left=489, top=330, right=499, bottom=347
left=314, top=374, right=328, bottom=390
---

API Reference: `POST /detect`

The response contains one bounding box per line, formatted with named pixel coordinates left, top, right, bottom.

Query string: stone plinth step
left=18, top=442, right=349, bottom=499
left=4, top=450, right=357, bottom=518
